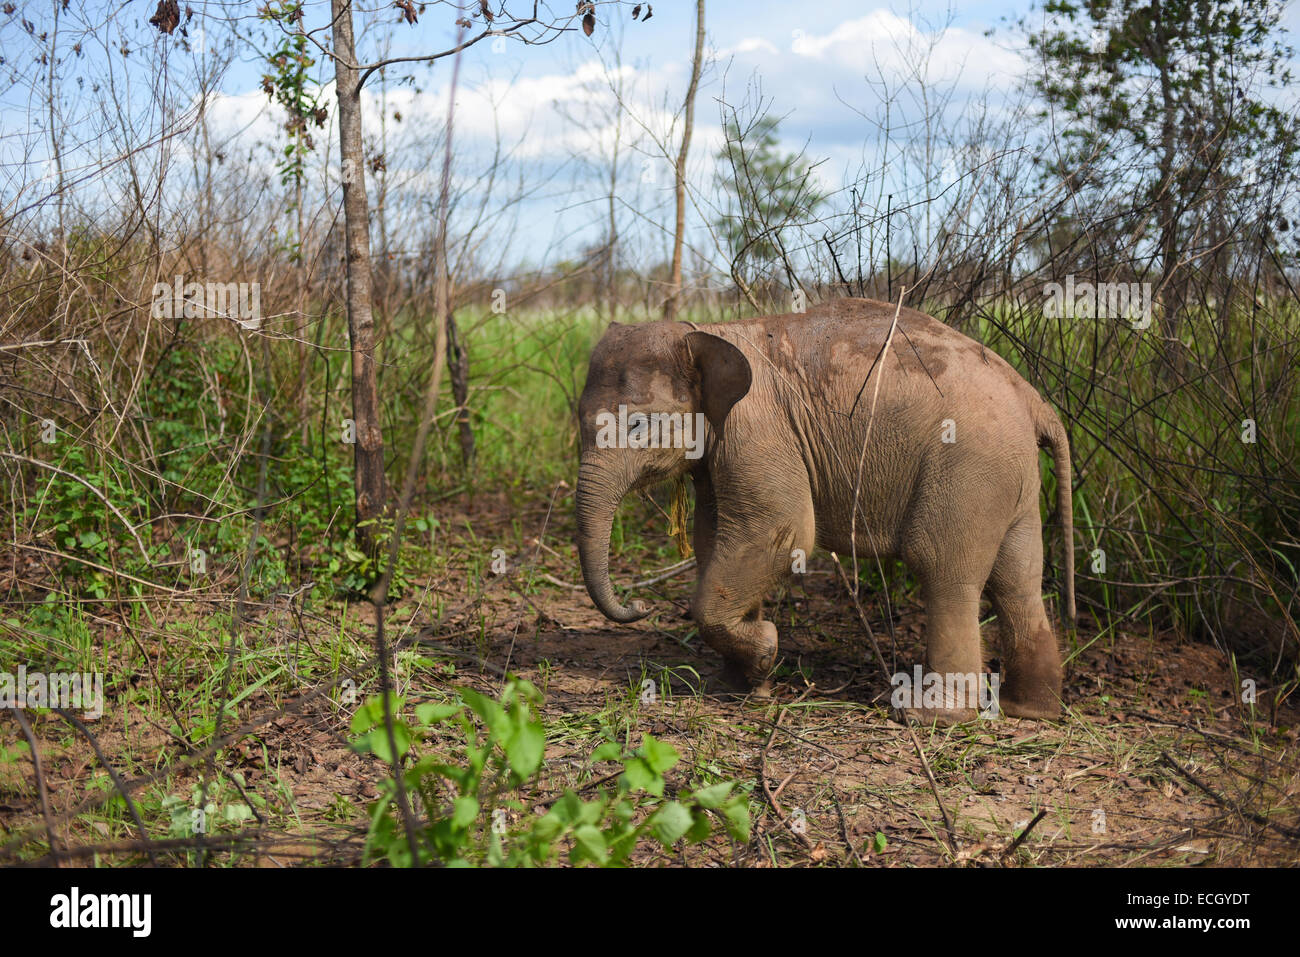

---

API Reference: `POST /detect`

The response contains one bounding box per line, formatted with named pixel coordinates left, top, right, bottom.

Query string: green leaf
left=638, top=734, right=679, bottom=775
left=690, top=781, right=733, bottom=809
left=590, top=741, right=622, bottom=763
left=575, top=798, right=606, bottom=828
left=620, top=757, right=662, bottom=796
left=460, top=688, right=508, bottom=740
left=364, top=722, right=412, bottom=763
left=350, top=700, right=378, bottom=735
left=872, top=831, right=888, bottom=854
left=650, top=801, right=694, bottom=846
left=409, top=756, right=469, bottom=788
left=532, top=809, right=565, bottom=843
left=350, top=694, right=403, bottom=735
left=548, top=791, right=583, bottom=826
left=686, top=809, right=712, bottom=844
left=722, top=799, right=751, bottom=843
left=415, top=702, right=461, bottom=726
left=502, top=676, right=542, bottom=708
left=571, top=824, right=607, bottom=865
left=505, top=720, right=545, bottom=780
left=451, top=795, right=479, bottom=830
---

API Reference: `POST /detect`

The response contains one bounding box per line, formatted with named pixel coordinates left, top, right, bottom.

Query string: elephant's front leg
left=693, top=492, right=815, bottom=697
left=691, top=470, right=718, bottom=571
left=694, top=552, right=781, bottom=696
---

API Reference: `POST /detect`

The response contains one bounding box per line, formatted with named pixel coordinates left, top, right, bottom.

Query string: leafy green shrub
left=25, top=443, right=159, bottom=598
left=351, top=679, right=751, bottom=867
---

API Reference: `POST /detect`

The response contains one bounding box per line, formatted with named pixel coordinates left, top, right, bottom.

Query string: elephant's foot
left=701, top=618, right=777, bottom=699
left=990, top=598, right=1064, bottom=719
left=999, top=664, right=1062, bottom=719
left=998, top=690, right=1061, bottom=720
left=999, top=635, right=1063, bottom=719
left=893, top=704, right=979, bottom=727
left=718, top=658, right=773, bottom=699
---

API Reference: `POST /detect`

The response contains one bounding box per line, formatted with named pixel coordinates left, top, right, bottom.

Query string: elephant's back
left=716, top=298, right=1027, bottom=407
left=717, top=299, right=1047, bottom=557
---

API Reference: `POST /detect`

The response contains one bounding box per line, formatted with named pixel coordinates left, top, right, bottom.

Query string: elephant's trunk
left=576, top=457, right=651, bottom=623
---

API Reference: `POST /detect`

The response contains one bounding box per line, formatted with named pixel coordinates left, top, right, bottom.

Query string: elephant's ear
left=685, top=331, right=752, bottom=432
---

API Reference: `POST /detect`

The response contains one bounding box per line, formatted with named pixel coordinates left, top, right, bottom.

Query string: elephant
left=575, top=297, right=1074, bottom=721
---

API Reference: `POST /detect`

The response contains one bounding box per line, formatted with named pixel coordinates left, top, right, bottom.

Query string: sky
left=4, top=0, right=1299, bottom=271
left=235, top=0, right=1037, bottom=268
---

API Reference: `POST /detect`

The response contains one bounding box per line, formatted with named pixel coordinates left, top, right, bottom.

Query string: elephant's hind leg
left=911, top=577, right=985, bottom=725
left=986, top=513, right=1063, bottom=719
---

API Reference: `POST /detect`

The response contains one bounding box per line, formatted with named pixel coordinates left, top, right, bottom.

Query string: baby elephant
left=575, top=298, right=1074, bottom=721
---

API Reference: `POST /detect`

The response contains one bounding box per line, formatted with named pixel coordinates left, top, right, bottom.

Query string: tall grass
left=2, top=232, right=1295, bottom=681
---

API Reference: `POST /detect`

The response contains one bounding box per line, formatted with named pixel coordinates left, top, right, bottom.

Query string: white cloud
left=788, top=10, right=1023, bottom=88
left=717, top=36, right=781, bottom=58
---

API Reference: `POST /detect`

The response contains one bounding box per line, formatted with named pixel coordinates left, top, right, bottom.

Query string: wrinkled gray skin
left=575, top=298, right=1074, bottom=720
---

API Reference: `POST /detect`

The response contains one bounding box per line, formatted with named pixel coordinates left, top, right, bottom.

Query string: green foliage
left=25, top=442, right=157, bottom=598
left=714, top=115, right=826, bottom=280
left=259, top=2, right=328, bottom=199
left=156, top=777, right=261, bottom=865
left=419, top=307, right=603, bottom=488
left=322, top=518, right=415, bottom=598
left=972, top=300, right=1300, bottom=642
left=1022, top=0, right=1298, bottom=264
left=351, top=679, right=751, bottom=867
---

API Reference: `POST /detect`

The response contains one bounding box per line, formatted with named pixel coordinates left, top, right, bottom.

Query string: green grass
left=2, top=296, right=1297, bottom=866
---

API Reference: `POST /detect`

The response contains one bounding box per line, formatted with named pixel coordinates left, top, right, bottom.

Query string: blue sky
left=4, top=1, right=1299, bottom=271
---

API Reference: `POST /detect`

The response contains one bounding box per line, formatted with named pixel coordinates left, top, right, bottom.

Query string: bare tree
left=317, top=0, right=619, bottom=552
left=663, top=0, right=705, bottom=320
left=329, top=0, right=389, bottom=556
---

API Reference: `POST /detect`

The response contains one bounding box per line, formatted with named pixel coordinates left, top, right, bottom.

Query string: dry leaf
left=148, top=0, right=180, bottom=34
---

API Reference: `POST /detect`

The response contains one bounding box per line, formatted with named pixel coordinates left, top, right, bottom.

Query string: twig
left=830, top=552, right=961, bottom=859
left=1158, top=751, right=1300, bottom=839
left=2, top=451, right=151, bottom=562
left=831, top=784, right=866, bottom=866
left=539, top=557, right=697, bottom=592
left=10, top=709, right=60, bottom=865
left=529, top=770, right=623, bottom=811
left=1000, top=808, right=1047, bottom=862
left=54, top=709, right=159, bottom=867
left=757, top=684, right=816, bottom=850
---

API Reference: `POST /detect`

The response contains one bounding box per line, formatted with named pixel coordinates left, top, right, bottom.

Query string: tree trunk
left=445, top=303, right=475, bottom=474
left=663, top=0, right=705, bottom=321
left=331, top=0, right=389, bottom=556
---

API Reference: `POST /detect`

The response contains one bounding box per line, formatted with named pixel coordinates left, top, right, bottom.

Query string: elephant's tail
left=1035, top=401, right=1076, bottom=627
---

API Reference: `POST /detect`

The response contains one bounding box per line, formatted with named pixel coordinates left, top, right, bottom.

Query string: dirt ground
left=3, top=489, right=1299, bottom=867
